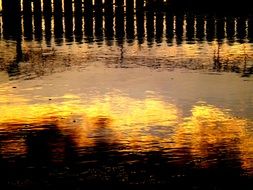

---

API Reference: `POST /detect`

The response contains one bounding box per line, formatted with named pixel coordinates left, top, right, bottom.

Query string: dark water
left=1, top=1, right=253, bottom=188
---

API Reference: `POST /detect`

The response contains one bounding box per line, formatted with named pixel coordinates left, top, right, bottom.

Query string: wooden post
left=34, top=0, right=43, bottom=40
left=23, top=0, right=33, bottom=39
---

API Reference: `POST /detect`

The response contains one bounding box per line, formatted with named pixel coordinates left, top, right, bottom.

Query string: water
left=1, top=1, right=253, bottom=188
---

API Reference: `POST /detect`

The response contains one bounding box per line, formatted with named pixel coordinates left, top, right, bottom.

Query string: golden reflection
left=0, top=90, right=253, bottom=173
left=173, top=103, right=253, bottom=172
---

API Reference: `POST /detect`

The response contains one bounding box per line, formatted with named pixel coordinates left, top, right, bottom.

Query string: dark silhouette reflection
left=226, top=16, right=235, bottom=43
left=146, top=11, right=155, bottom=45
left=104, top=0, right=114, bottom=45
left=196, top=14, right=205, bottom=42
left=156, top=12, right=164, bottom=44
left=236, top=17, right=247, bottom=43
left=23, top=0, right=33, bottom=40
left=34, top=0, right=43, bottom=41
left=175, top=13, right=184, bottom=45
left=166, top=11, right=174, bottom=44
left=64, top=0, right=73, bottom=42
left=43, top=0, right=52, bottom=43
left=206, top=15, right=215, bottom=42
left=0, top=121, right=251, bottom=188
left=84, top=0, right=93, bottom=43
left=186, top=13, right=195, bottom=43
left=126, top=0, right=135, bottom=43
left=94, top=0, right=103, bottom=44
left=115, top=1, right=125, bottom=45
left=53, top=0, right=63, bottom=44
left=216, top=16, right=225, bottom=42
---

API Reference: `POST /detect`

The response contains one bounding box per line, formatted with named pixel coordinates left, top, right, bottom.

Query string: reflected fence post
left=206, top=15, right=215, bottom=42
left=165, top=7, right=174, bottom=44
left=94, top=0, right=103, bottom=42
left=216, top=16, right=225, bottom=42
left=236, top=16, right=247, bottom=43
left=74, top=0, right=83, bottom=41
left=196, top=14, right=205, bottom=42
left=249, top=15, right=253, bottom=42
left=2, top=0, right=22, bottom=76
left=84, top=0, right=93, bottom=41
left=186, top=12, right=195, bottom=42
left=43, top=0, right=52, bottom=42
left=126, top=0, right=135, bottom=42
left=115, top=0, right=125, bottom=44
left=175, top=13, right=184, bottom=45
left=146, top=0, right=154, bottom=45
left=23, top=0, right=33, bottom=39
left=104, top=0, right=114, bottom=43
left=136, top=0, right=145, bottom=44
left=53, top=0, right=63, bottom=41
left=226, top=16, right=235, bottom=43
left=34, top=0, right=43, bottom=40
left=64, top=0, right=73, bottom=41
left=156, top=9, right=164, bottom=44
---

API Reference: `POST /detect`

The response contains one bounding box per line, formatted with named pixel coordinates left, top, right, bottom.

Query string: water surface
left=1, top=1, right=253, bottom=188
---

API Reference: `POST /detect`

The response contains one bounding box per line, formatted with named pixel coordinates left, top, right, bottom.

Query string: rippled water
left=1, top=2, right=253, bottom=188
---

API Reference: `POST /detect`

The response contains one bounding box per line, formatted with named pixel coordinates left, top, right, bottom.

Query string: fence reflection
left=1, top=0, right=253, bottom=45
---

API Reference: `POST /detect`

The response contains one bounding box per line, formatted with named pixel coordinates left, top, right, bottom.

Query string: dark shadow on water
left=1, top=121, right=253, bottom=187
